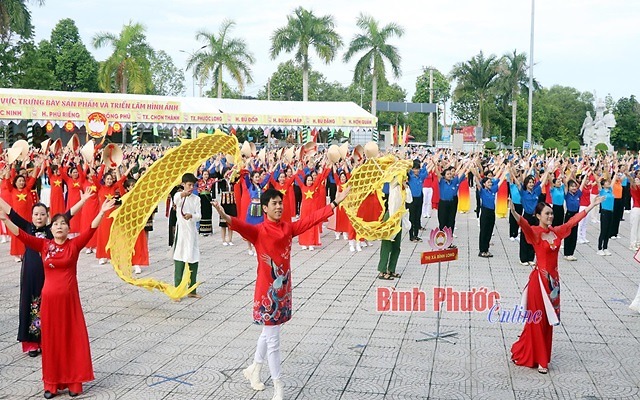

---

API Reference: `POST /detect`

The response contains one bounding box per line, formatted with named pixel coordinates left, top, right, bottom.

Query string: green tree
left=14, top=40, right=55, bottom=88
left=271, top=7, right=342, bottom=102
left=150, top=50, right=185, bottom=96
left=0, top=0, right=44, bottom=40
left=611, top=96, right=640, bottom=151
left=532, top=86, right=593, bottom=145
left=450, top=51, right=500, bottom=133
left=45, top=19, right=99, bottom=92
left=411, top=67, right=451, bottom=141
left=257, top=60, right=348, bottom=102
left=92, top=21, right=153, bottom=94
left=343, top=13, right=403, bottom=116
left=188, top=19, right=254, bottom=98
left=497, top=50, right=529, bottom=146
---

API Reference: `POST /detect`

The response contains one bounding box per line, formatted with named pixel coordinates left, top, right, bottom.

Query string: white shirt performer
left=213, top=187, right=349, bottom=400
left=173, top=173, right=202, bottom=299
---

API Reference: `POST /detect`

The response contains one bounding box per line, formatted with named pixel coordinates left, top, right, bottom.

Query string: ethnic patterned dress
left=511, top=210, right=587, bottom=369
left=231, top=205, right=334, bottom=325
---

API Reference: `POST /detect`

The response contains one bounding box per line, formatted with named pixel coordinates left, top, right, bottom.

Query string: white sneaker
left=509, top=237, right=515, bottom=242
left=335, top=233, right=340, bottom=240
left=0, top=237, right=6, bottom=243
left=14, top=257, right=21, bottom=263
left=242, top=362, right=265, bottom=391
left=563, top=255, right=577, bottom=261
left=134, top=265, right=142, bottom=274
left=343, top=232, right=348, bottom=240
left=349, top=245, right=355, bottom=252
left=247, top=249, right=254, bottom=256
left=453, top=234, right=458, bottom=238
left=520, top=261, right=530, bottom=266
left=616, top=235, right=622, bottom=239
left=604, top=249, right=612, bottom=256
left=85, top=248, right=92, bottom=254
left=597, top=250, right=606, bottom=256
left=610, top=236, right=617, bottom=240
left=228, top=242, right=235, bottom=246
left=301, top=246, right=307, bottom=250
left=99, top=258, right=107, bottom=265
left=361, top=241, right=368, bottom=248
left=309, top=246, right=315, bottom=251
left=356, top=243, right=362, bottom=252
left=222, top=242, right=228, bottom=246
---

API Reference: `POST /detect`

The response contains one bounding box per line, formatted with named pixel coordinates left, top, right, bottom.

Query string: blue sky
left=30, top=0, right=639, bottom=107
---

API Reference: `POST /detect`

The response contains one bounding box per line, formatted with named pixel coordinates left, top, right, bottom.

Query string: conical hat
left=257, top=147, right=266, bottom=163
left=364, top=141, right=379, bottom=158
left=52, top=138, right=63, bottom=155
left=7, top=140, right=29, bottom=163
left=40, top=138, right=51, bottom=154
left=102, top=143, right=123, bottom=167
left=241, top=141, right=252, bottom=157
left=328, top=145, right=341, bottom=163
left=353, top=144, right=365, bottom=162
left=283, top=146, right=295, bottom=163
left=66, top=134, right=80, bottom=152
left=300, top=141, right=317, bottom=160
left=80, top=140, right=95, bottom=163
left=339, top=142, right=349, bottom=160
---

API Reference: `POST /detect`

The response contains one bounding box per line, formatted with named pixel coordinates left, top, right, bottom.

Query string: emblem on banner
left=86, top=112, right=108, bottom=138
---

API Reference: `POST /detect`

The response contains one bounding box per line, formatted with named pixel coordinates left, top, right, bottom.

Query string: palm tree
left=450, top=51, right=500, bottom=131
left=343, top=14, right=404, bottom=116
left=498, top=50, right=529, bottom=146
left=92, top=21, right=153, bottom=94
left=270, top=7, right=342, bottom=101
left=188, top=19, right=255, bottom=98
left=0, top=0, right=44, bottom=39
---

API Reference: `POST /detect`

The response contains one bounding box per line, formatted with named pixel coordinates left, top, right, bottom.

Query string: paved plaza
left=0, top=203, right=639, bottom=399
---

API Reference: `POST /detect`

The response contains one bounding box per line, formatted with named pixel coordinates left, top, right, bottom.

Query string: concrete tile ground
left=0, top=202, right=639, bottom=399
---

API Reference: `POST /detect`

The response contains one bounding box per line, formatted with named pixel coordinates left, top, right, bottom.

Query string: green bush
left=484, top=141, right=497, bottom=151
left=514, top=136, right=526, bottom=148
left=567, top=140, right=581, bottom=155
left=543, top=138, right=559, bottom=150
left=595, top=143, right=608, bottom=154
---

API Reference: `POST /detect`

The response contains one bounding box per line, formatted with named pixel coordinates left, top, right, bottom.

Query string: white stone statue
left=582, top=98, right=614, bottom=151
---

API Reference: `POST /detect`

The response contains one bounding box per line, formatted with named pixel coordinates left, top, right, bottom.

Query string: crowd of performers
left=3, top=140, right=640, bottom=398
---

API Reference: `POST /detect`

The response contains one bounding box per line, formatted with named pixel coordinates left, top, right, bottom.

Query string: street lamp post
left=180, top=45, right=207, bottom=97
left=527, top=0, right=535, bottom=145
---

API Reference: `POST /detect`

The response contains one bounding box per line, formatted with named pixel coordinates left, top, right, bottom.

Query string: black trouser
left=510, top=203, right=523, bottom=238
left=168, top=208, right=177, bottom=247
left=475, top=190, right=481, bottom=218
left=327, top=181, right=337, bottom=203
left=519, top=212, right=537, bottom=263
left=479, top=206, right=495, bottom=253
left=623, top=184, right=631, bottom=210
left=408, top=195, right=423, bottom=240
left=611, top=198, right=624, bottom=237
left=599, top=209, right=614, bottom=250
left=563, top=210, right=578, bottom=256
left=438, top=199, right=456, bottom=233
left=552, top=204, right=564, bottom=227
left=294, top=184, right=302, bottom=215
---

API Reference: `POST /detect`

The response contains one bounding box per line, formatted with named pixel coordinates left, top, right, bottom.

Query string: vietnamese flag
left=230, top=126, right=236, bottom=136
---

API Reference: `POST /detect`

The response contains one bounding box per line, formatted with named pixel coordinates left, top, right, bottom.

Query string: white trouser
left=422, top=187, right=433, bottom=218
left=254, top=325, right=281, bottom=380
left=590, top=194, right=599, bottom=222
left=578, top=205, right=589, bottom=241
left=629, top=208, right=640, bottom=247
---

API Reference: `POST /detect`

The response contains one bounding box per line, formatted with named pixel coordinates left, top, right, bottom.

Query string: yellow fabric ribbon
left=106, top=131, right=242, bottom=300
left=341, top=155, right=412, bottom=240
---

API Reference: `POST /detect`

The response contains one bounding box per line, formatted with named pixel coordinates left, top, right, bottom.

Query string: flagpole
left=527, top=0, right=535, bottom=145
